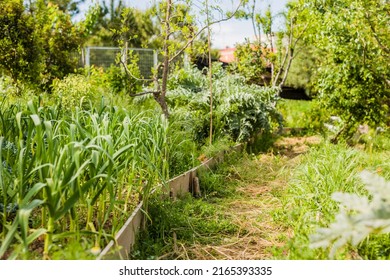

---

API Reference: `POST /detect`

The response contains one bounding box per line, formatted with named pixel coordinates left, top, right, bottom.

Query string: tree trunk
left=157, top=0, right=172, bottom=119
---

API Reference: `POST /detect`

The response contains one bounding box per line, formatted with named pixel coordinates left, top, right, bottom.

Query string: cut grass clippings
left=132, top=135, right=321, bottom=260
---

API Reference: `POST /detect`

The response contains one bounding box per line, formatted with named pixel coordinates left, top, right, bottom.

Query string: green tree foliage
left=0, top=0, right=85, bottom=90
left=233, top=1, right=309, bottom=88
left=284, top=44, right=319, bottom=96
left=26, top=0, right=85, bottom=16
left=51, top=0, right=85, bottom=16
left=0, top=0, right=42, bottom=86
left=86, top=1, right=159, bottom=48
left=300, top=0, right=390, bottom=140
left=34, top=1, right=84, bottom=88
left=230, top=40, right=270, bottom=85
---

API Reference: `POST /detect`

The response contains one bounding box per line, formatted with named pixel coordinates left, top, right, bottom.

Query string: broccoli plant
left=310, top=170, right=390, bottom=258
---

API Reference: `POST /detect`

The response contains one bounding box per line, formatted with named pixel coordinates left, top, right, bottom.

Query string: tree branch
left=130, top=90, right=161, bottom=97
left=119, top=58, right=153, bottom=82
left=365, top=12, right=389, bottom=55
left=168, top=0, right=245, bottom=64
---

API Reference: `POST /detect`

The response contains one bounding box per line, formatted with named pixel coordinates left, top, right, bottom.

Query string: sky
left=81, top=0, right=289, bottom=49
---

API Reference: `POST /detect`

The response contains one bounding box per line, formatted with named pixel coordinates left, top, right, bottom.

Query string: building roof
left=219, top=47, right=236, bottom=63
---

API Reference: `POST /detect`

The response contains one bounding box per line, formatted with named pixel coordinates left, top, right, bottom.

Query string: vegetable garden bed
left=0, top=99, right=173, bottom=259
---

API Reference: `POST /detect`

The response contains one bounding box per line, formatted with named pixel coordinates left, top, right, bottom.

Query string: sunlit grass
left=275, top=138, right=390, bottom=259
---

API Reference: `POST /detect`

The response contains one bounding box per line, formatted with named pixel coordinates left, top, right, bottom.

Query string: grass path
left=133, top=136, right=322, bottom=260
left=181, top=136, right=321, bottom=260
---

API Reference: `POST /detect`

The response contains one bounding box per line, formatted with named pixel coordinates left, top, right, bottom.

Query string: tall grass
left=0, top=97, right=170, bottom=259
left=275, top=138, right=390, bottom=259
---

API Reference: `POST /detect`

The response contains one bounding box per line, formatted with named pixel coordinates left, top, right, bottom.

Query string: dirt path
left=177, top=136, right=321, bottom=260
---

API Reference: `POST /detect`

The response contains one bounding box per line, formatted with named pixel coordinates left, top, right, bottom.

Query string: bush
left=167, top=65, right=206, bottom=92
left=218, top=85, right=281, bottom=141
left=51, top=74, right=99, bottom=109
left=229, top=40, right=270, bottom=85
left=168, top=68, right=283, bottom=144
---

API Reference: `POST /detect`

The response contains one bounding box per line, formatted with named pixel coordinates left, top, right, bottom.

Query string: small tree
left=119, top=0, right=245, bottom=118
left=0, top=0, right=42, bottom=87
left=26, top=0, right=86, bottom=16
left=231, top=40, right=271, bottom=85
left=234, top=1, right=309, bottom=88
left=299, top=0, right=390, bottom=141
left=0, top=0, right=85, bottom=90
left=34, top=0, right=84, bottom=88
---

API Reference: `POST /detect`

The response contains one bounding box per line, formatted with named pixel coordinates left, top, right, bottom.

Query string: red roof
left=219, top=45, right=277, bottom=64
left=219, top=47, right=236, bottom=63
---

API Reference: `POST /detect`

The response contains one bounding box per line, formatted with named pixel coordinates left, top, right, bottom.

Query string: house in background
left=219, top=47, right=236, bottom=64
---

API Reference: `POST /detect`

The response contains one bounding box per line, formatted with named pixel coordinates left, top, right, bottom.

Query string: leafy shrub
left=104, top=66, right=126, bottom=94
left=168, top=68, right=282, bottom=144
left=117, top=53, right=143, bottom=95
left=0, top=0, right=42, bottom=86
left=167, top=65, right=206, bottom=92
left=0, top=76, right=20, bottom=97
left=229, top=40, right=270, bottom=85
left=304, top=1, right=390, bottom=140
left=51, top=74, right=99, bottom=109
left=218, top=85, right=281, bottom=141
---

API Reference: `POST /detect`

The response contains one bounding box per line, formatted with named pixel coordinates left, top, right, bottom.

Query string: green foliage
left=300, top=0, right=390, bottom=138
left=0, top=96, right=171, bottom=259
left=0, top=0, right=42, bottom=86
left=50, top=74, right=99, bottom=109
left=103, top=66, right=125, bottom=94
left=310, top=171, right=390, bottom=258
left=198, top=169, right=235, bottom=199
left=284, top=45, right=320, bottom=96
left=131, top=151, right=243, bottom=260
left=86, top=3, right=159, bottom=48
left=218, top=84, right=281, bottom=141
left=230, top=40, right=269, bottom=85
left=35, top=1, right=84, bottom=88
left=279, top=143, right=366, bottom=259
left=165, top=116, right=199, bottom=177
left=275, top=139, right=390, bottom=259
left=277, top=99, right=331, bottom=134
left=0, top=0, right=84, bottom=90
left=104, top=54, right=143, bottom=96
left=0, top=76, right=22, bottom=97
left=167, top=66, right=206, bottom=92
left=168, top=67, right=282, bottom=144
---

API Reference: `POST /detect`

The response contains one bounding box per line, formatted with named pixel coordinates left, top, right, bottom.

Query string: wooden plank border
left=98, top=143, right=243, bottom=259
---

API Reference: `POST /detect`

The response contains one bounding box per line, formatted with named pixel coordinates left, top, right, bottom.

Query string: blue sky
left=81, top=0, right=289, bottom=49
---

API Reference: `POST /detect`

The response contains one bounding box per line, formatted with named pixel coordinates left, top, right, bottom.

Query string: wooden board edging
left=98, top=143, right=243, bottom=259
left=97, top=201, right=144, bottom=260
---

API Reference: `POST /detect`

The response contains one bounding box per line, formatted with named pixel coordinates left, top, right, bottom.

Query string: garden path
left=174, top=136, right=321, bottom=260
